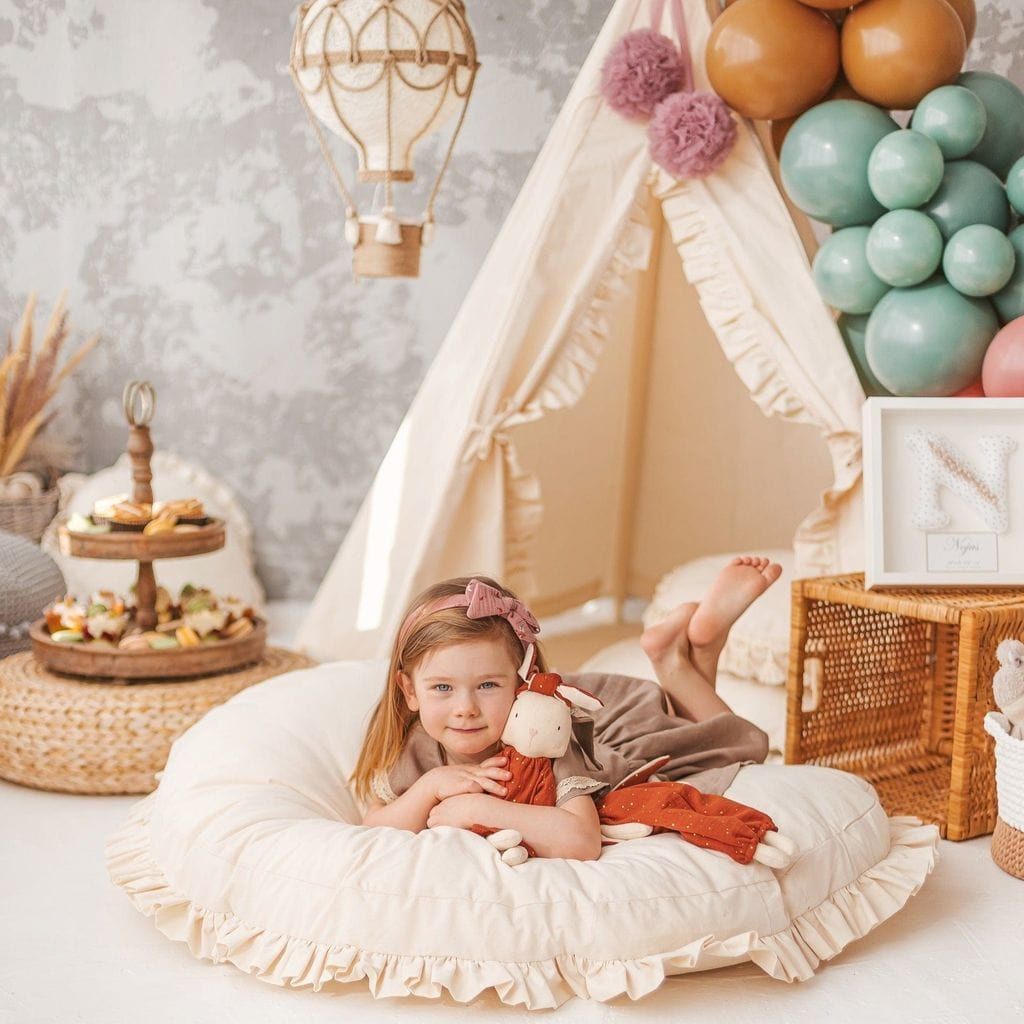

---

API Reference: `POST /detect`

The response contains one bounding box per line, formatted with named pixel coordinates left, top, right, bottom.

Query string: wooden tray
left=29, top=617, right=267, bottom=680
left=57, top=517, right=225, bottom=561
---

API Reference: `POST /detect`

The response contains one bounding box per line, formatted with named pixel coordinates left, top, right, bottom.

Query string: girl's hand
left=427, top=793, right=490, bottom=830
left=423, top=757, right=511, bottom=803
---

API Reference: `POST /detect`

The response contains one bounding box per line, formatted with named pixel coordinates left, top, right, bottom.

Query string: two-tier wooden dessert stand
left=29, top=380, right=267, bottom=679
left=0, top=381, right=315, bottom=795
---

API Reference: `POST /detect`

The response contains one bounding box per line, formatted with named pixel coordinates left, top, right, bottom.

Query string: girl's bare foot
left=687, top=556, right=782, bottom=651
left=640, top=603, right=732, bottom=720
left=640, top=601, right=699, bottom=669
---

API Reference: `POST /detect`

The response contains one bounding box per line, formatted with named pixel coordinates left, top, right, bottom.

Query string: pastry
left=222, top=617, right=254, bottom=640
left=221, top=596, right=253, bottom=622
left=66, top=512, right=111, bottom=535
left=92, top=496, right=152, bottom=531
left=45, top=595, right=86, bottom=632
left=153, top=497, right=207, bottom=525
left=175, top=625, right=201, bottom=647
left=51, top=629, right=84, bottom=643
left=143, top=513, right=177, bottom=536
left=84, top=590, right=129, bottom=641
left=180, top=585, right=228, bottom=637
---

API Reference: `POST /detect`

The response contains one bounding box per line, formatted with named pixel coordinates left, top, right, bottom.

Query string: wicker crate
left=786, top=573, right=1024, bottom=841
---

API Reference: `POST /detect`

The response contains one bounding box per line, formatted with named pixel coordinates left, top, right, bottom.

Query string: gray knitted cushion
left=0, top=530, right=66, bottom=659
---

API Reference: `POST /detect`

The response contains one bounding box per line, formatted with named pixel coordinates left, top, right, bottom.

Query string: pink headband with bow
left=396, top=578, right=541, bottom=677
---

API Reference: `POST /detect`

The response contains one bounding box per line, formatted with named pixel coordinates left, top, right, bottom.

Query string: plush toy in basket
left=984, top=639, right=1024, bottom=880
left=993, top=640, right=1024, bottom=739
left=473, top=670, right=797, bottom=869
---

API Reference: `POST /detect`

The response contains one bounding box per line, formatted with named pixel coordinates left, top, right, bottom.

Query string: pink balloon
left=982, top=316, right=1024, bottom=396
left=953, top=378, right=985, bottom=397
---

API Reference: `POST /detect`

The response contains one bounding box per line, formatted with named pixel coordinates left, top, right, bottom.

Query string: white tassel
left=375, top=207, right=403, bottom=245
left=421, top=219, right=435, bottom=246
left=344, top=214, right=360, bottom=247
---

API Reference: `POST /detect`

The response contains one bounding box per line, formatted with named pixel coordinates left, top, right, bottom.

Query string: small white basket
left=984, top=712, right=1024, bottom=879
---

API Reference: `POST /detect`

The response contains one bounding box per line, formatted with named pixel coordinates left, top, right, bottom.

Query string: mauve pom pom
left=648, top=91, right=737, bottom=179
left=600, top=29, right=684, bottom=120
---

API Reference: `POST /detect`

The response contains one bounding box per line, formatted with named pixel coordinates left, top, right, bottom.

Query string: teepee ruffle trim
left=106, top=798, right=937, bottom=1010
left=461, top=191, right=655, bottom=596
left=655, top=175, right=863, bottom=578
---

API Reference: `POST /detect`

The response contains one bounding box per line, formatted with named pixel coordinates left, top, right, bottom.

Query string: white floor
left=2, top=602, right=1023, bottom=1023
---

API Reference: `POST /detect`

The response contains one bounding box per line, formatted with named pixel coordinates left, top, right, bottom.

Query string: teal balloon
left=780, top=100, right=898, bottom=227
left=943, top=225, right=1016, bottom=298
left=959, top=72, right=1024, bottom=178
left=1007, top=156, right=1024, bottom=217
left=866, top=210, right=944, bottom=287
left=865, top=278, right=999, bottom=396
left=813, top=227, right=890, bottom=313
left=867, top=130, right=944, bottom=210
left=838, top=313, right=892, bottom=397
left=921, top=160, right=1010, bottom=241
left=993, top=225, right=1024, bottom=323
left=910, top=86, right=987, bottom=160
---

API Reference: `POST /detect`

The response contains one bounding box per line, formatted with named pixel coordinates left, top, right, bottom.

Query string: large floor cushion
left=106, top=662, right=939, bottom=1009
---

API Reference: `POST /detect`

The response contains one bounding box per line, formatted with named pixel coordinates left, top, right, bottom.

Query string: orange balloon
left=943, top=0, right=977, bottom=45
left=771, top=77, right=868, bottom=153
left=706, top=0, right=840, bottom=121
left=841, top=0, right=967, bottom=110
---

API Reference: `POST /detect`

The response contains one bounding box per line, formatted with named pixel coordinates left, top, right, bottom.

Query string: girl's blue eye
left=480, top=681, right=498, bottom=689
left=432, top=683, right=451, bottom=692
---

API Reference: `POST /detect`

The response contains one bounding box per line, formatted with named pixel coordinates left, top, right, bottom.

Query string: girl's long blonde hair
left=351, top=575, right=548, bottom=803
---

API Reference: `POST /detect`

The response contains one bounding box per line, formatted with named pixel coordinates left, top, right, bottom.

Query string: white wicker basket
left=984, top=712, right=1024, bottom=880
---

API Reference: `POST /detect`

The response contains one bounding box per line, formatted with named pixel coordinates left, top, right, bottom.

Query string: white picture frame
left=863, top=397, right=1024, bottom=588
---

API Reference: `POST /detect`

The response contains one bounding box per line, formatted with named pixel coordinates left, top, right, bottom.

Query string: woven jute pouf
left=0, top=648, right=315, bottom=795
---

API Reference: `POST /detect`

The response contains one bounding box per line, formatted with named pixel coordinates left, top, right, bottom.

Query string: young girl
left=354, top=558, right=781, bottom=861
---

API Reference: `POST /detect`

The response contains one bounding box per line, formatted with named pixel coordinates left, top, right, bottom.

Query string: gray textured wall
left=1, top=0, right=1021, bottom=598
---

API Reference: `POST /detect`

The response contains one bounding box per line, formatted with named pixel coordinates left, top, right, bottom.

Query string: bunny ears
left=517, top=672, right=604, bottom=713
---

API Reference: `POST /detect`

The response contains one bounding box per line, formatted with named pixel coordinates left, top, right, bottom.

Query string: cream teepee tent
left=297, top=0, right=866, bottom=663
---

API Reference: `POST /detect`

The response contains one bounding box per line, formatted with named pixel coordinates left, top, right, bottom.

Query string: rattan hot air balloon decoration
left=289, top=0, right=479, bottom=278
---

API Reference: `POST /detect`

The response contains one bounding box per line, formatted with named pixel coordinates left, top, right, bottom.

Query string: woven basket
left=0, top=647, right=315, bottom=795
left=0, top=485, right=59, bottom=543
left=787, top=574, right=1024, bottom=840
left=984, top=712, right=1024, bottom=879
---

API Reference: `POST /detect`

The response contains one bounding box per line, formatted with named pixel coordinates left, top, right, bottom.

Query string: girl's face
left=399, top=637, right=520, bottom=763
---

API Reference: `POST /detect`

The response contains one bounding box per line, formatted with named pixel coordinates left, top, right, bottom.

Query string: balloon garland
left=602, top=0, right=1024, bottom=396
left=697, top=0, right=1024, bottom=397
left=779, top=73, right=1024, bottom=398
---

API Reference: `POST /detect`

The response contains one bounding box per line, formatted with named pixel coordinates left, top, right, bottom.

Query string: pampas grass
left=0, top=292, right=99, bottom=478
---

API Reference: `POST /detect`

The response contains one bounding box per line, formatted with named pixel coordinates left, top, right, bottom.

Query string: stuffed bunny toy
left=994, top=639, right=1024, bottom=739
left=480, top=672, right=797, bottom=870
left=476, top=671, right=603, bottom=866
